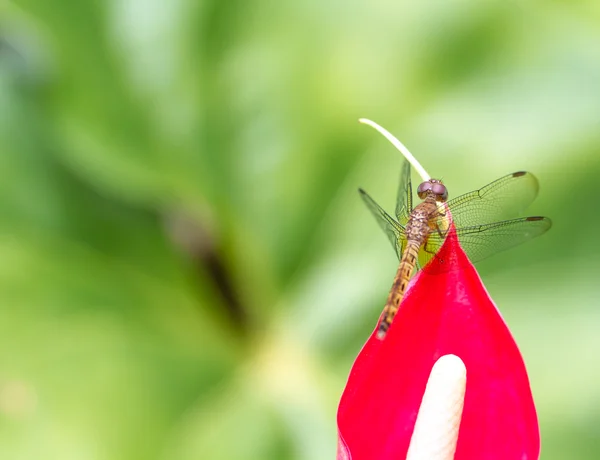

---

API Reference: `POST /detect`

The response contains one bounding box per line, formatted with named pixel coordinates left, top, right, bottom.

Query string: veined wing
left=446, top=171, right=540, bottom=229
left=359, top=188, right=407, bottom=260
left=422, top=216, right=552, bottom=266
left=395, top=159, right=413, bottom=227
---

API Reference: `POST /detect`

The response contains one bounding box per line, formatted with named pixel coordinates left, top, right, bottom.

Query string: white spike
left=359, top=118, right=431, bottom=182
left=406, top=354, right=467, bottom=460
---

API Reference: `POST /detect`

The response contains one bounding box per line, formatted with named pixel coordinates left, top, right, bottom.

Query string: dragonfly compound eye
left=417, top=181, right=432, bottom=198
left=432, top=183, right=448, bottom=201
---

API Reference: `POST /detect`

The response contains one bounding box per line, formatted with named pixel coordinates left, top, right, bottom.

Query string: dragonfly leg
left=423, top=240, right=437, bottom=254
left=435, top=223, right=448, bottom=239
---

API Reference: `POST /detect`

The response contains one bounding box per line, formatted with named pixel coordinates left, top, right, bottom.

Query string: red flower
left=337, top=226, right=540, bottom=459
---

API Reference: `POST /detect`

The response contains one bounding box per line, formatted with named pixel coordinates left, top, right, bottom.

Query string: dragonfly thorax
left=417, top=179, right=448, bottom=202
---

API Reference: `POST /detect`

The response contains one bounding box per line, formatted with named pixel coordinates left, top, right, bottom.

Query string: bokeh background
left=1, top=0, right=599, bottom=459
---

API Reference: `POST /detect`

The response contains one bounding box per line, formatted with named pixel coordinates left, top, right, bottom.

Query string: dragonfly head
left=417, top=179, right=448, bottom=202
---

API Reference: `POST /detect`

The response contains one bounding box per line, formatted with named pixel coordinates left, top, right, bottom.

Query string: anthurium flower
left=337, top=227, right=540, bottom=459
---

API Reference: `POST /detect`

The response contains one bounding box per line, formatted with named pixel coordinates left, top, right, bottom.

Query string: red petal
left=337, top=227, right=539, bottom=459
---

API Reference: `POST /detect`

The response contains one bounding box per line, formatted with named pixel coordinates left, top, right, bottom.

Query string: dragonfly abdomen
left=377, top=241, right=421, bottom=339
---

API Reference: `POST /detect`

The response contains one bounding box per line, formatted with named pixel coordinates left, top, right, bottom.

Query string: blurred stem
left=164, top=211, right=248, bottom=335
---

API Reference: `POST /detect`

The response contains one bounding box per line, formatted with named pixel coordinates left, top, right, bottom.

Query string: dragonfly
left=360, top=160, right=552, bottom=339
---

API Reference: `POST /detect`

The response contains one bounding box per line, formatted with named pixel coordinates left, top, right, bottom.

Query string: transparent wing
left=359, top=188, right=406, bottom=260
left=446, top=171, right=540, bottom=228
left=395, top=159, right=413, bottom=226
left=423, top=216, right=552, bottom=265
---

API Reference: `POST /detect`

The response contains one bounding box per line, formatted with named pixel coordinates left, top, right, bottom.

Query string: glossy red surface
left=337, top=227, right=539, bottom=460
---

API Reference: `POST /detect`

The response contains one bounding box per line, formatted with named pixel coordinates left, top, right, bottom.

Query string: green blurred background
left=1, top=0, right=599, bottom=459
